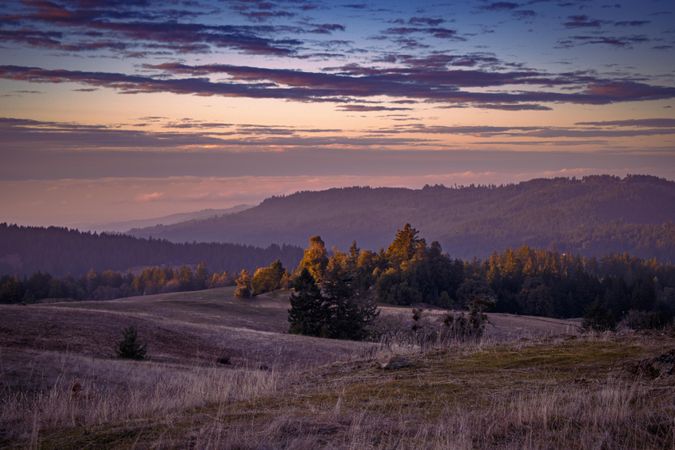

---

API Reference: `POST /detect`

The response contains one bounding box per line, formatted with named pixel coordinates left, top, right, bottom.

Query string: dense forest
left=0, top=223, right=303, bottom=277
left=129, top=175, right=675, bottom=261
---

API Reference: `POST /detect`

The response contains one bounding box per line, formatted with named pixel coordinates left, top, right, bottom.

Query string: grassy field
left=1, top=288, right=673, bottom=449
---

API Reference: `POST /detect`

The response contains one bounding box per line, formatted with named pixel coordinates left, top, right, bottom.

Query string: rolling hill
left=129, top=175, right=675, bottom=260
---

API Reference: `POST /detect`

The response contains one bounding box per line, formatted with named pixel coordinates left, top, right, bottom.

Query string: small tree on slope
left=116, top=326, right=147, bottom=360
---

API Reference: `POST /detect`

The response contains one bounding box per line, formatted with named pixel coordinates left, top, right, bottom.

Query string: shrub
left=442, top=310, right=488, bottom=340
left=442, top=292, right=493, bottom=341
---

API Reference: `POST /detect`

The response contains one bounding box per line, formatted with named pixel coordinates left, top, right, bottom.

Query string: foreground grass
left=9, top=334, right=673, bottom=449
left=0, top=358, right=279, bottom=448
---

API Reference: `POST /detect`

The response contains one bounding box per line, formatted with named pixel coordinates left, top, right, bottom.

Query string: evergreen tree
left=288, top=268, right=329, bottom=336
left=288, top=264, right=378, bottom=340
left=116, top=326, right=147, bottom=360
left=386, top=223, right=424, bottom=268
left=322, top=258, right=378, bottom=340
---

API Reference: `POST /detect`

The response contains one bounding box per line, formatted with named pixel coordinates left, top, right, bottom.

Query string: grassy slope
left=36, top=337, right=675, bottom=449
left=1, top=288, right=672, bottom=449
left=0, top=288, right=373, bottom=372
left=0, top=288, right=578, bottom=371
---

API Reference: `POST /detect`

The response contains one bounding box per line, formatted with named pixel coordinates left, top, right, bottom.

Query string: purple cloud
left=2, top=64, right=675, bottom=109
left=557, top=34, right=650, bottom=48
left=575, top=118, right=675, bottom=128
left=408, top=17, right=445, bottom=26
left=381, top=26, right=464, bottom=41
left=481, top=2, right=521, bottom=11
left=0, top=0, right=324, bottom=57
left=614, top=20, right=650, bottom=27
left=564, top=15, right=605, bottom=28
left=336, top=104, right=413, bottom=112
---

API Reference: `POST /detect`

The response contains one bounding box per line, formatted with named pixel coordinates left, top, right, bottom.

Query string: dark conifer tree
left=116, top=326, right=147, bottom=360
left=288, top=268, right=329, bottom=336
left=322, top=259, right=378, bottom=340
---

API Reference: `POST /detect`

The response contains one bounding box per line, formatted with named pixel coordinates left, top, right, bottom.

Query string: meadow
left=1, top=287, right=673, bottom=449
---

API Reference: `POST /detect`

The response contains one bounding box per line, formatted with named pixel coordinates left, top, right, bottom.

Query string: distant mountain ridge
left=76, top=204, right=252, bottom=233
left=129, top=175, right=675, bottom=261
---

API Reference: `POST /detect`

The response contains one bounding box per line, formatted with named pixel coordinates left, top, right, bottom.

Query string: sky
left=1, top=0, right=674, bottom=227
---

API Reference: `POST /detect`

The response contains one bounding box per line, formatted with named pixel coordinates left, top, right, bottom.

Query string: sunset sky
left=1, top=0, right=674, bottom=226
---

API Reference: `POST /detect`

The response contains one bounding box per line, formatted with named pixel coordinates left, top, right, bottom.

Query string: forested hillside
left=129, top=175, right=675, bottom=261
left=0, top=224, right=303, bottom=277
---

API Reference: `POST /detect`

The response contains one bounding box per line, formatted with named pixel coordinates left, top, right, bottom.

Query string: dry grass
left=189, top=381, right=671, bottom=450
left=0, top=350, right=279, bottom=446
left=5, top=335, right=670, bottom=449
left=1, top=288, right=672, bottom=449
left=179, top=337, right=675, bottom=450
left=0, top=288, right=374, bottom=369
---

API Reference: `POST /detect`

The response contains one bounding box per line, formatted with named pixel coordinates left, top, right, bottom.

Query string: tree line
left=0, top=264, right=233, bottom=303
left=0, top=257, right=296, bottom=304
left=285, top=224, right=675, bottom=339
left=3, top=223, right=673, bottom=335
